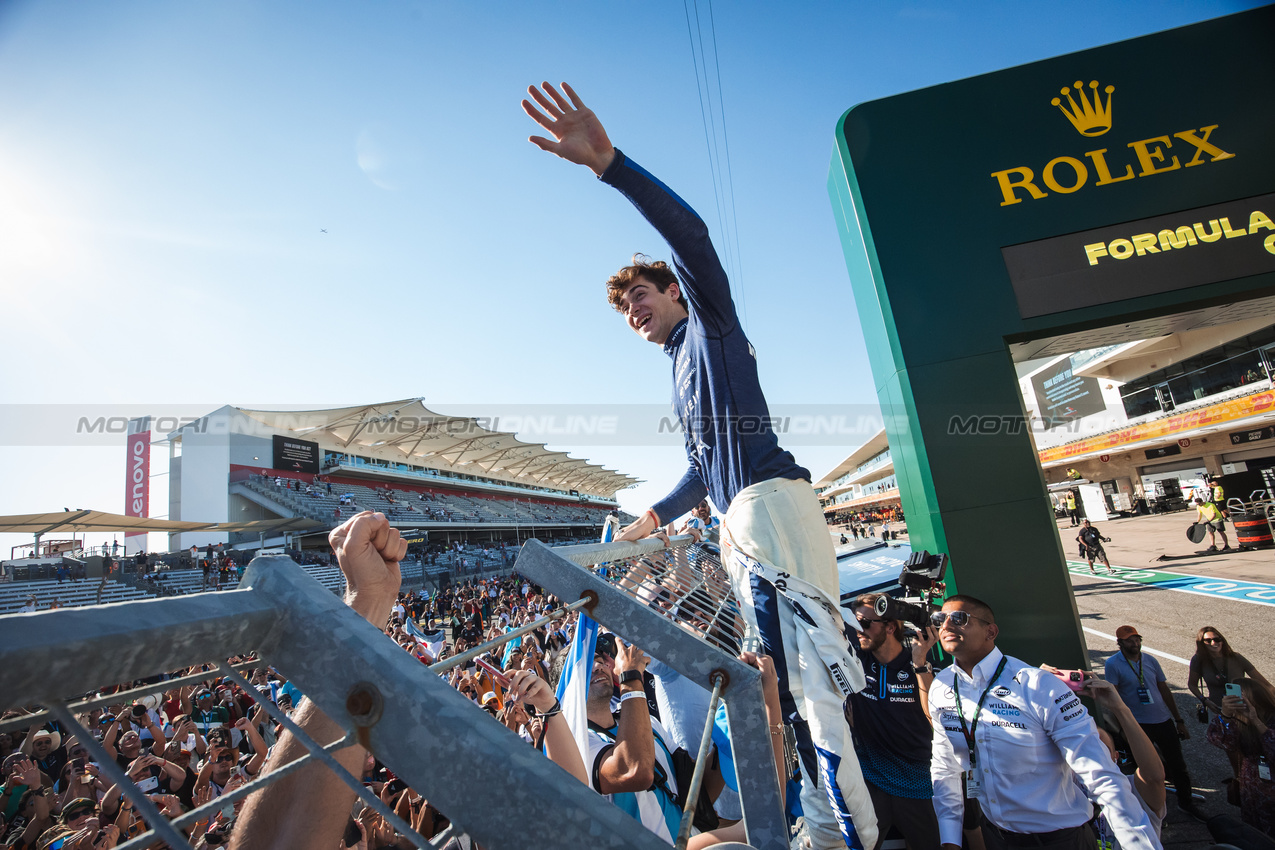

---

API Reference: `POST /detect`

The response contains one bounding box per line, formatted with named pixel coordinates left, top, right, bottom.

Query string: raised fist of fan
left=329, top=511, right=406, bottom=627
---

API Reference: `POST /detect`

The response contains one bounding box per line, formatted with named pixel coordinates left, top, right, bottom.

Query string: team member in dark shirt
left=1076, top=520, right=1113, bottom=574
left=523, top=81, right=876, bottom=850
left=847, top=595, right=941, bottom=850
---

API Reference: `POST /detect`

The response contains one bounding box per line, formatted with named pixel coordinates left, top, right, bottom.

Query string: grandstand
left=0, top=559, right=352, bottom=615
left=0, top=399, right=638, bottom=611
left=160, top=399, right=637, bottom=556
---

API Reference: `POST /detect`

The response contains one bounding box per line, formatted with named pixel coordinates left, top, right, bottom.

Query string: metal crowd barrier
left=513, top=536, right=785, bottom=850
left=2, top=537, right=785, bottom=850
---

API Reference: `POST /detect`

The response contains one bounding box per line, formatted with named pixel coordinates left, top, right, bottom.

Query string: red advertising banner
left=125, top=417, right=151, bottom=555
left=1039, top=391, right=1275, bottom=464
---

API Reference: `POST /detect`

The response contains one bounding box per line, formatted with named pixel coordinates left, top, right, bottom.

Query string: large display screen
left=272, top=435, right=320, bottom=474
left=1030, top=357, right=1106, bottom=428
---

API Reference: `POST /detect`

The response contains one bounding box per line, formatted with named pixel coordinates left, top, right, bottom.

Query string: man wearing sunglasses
left=928, top=596, right=1159, bottom=850
left=846, top=596, right=941, bottom=850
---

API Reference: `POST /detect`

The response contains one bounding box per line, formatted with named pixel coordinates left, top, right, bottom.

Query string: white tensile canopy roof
left=235, top=399, right=640, bottom=499
left=0, top=511, right=322, bottom=536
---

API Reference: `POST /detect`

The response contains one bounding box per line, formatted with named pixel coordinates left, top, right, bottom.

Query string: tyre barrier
left=1233, top=510, right=1274, bottom=550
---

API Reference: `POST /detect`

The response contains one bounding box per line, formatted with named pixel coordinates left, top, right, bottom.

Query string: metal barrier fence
left=512, top=536, right=785, bottom=849
left=1, top=536, right=784, bottom=850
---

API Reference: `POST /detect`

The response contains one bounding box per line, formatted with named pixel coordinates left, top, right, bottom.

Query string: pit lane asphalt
left=1061, top=512, right=1275, bottom=843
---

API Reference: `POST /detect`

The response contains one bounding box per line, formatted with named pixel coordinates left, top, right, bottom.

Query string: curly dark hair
left=605, top=254, right=687, bottom=312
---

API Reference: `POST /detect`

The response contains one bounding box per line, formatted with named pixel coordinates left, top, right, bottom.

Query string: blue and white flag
left=403, top=616, right=446, bottom=662
left=554, top=517, right=615, bottom=765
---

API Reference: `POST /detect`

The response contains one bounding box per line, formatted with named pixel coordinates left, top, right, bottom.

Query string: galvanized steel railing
left=1, top=538, right=785, bottom=850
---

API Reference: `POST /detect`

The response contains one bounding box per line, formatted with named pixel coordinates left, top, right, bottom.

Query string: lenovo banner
left=125, top=417, right=151, bottom=555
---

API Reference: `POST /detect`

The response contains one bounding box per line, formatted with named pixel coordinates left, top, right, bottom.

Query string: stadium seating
left=0, top=561, right=349, bottom=615
left=239, top=475, right=631, bottom=528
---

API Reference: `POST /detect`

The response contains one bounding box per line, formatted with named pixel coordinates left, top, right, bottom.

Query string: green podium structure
left=828, top=7, right=1275, bottom=665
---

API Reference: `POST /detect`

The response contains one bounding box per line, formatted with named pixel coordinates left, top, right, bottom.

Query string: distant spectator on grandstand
left=17, top=595, right=37, bottom=613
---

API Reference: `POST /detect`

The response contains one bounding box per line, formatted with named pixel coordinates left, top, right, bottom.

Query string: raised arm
left=506, top=670, right=588, bottom=785
left=1084, top=679, right=1166, bottom=813
left=231, top=511, right=404, bottom=850
left=523, top=82, right=735, bottom=335
left=595, top=640, right=655, bottom=793
left=1037, top=676, right=1159, bottom=850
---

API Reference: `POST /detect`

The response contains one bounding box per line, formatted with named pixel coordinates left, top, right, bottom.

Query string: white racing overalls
left=723, top=478, right=876, bottom=850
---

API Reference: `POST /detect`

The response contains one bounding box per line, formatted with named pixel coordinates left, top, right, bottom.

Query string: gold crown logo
left=1051, top=80, right=1115, bottom=137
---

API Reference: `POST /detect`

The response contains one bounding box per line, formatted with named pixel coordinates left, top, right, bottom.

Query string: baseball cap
left=1115, top=625, right=1141, bottom=640
left=61, top=797, right=96, bottom=821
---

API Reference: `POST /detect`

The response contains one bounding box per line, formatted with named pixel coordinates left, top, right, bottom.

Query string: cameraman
left=847, top=594, right=941, bottom=850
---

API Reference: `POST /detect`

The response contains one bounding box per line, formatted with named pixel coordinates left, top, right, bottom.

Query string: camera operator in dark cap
left=847, top=594, right=941, bottom=850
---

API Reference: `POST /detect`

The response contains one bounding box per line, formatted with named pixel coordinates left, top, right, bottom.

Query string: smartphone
left=1052, top=669, right=1088, bottom=692
left=475, top=656, right=510, bottom=689
left=1225, top=683, right=1243, bottom=699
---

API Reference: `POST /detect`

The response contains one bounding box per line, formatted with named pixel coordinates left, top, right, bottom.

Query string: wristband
left=537, top=698, right=562, bottom=719
left=619, top=691, right=646, bottom=705
left=619, top=669, right=643, bottom=685
left=643, top=508, right=661, bottom=528
left=912, top=663, right=933, bottom=674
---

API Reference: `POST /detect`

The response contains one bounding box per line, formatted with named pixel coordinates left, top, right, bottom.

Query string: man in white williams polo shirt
left=928, top=595, right=1161, bottom=850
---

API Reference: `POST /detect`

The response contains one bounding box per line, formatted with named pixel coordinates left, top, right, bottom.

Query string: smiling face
left=587, top=655, right=616, bottom=705
left=616, top=276, right=688, bottom=345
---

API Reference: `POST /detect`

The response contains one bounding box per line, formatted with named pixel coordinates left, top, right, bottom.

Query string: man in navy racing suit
left=522, top=81, right=875, bottom=850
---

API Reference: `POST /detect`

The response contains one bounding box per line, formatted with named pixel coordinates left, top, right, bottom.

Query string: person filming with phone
left=927, top=596, right=1160, bottom=850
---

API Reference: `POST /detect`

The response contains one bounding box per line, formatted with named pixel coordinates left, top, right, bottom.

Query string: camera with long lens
left=873, top=594, right=934, bottom=630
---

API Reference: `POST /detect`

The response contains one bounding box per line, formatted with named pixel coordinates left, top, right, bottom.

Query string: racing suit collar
left=662, top=318, right=688, bottom=357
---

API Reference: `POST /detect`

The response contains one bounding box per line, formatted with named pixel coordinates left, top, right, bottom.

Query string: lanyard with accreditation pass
left=951, top=656, right=1008, bottom=799
left=1125, top=653, right=1154, bottom=705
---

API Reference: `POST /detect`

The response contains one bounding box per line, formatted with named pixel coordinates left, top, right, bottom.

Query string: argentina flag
left=554, top=515, right=617, bottom=765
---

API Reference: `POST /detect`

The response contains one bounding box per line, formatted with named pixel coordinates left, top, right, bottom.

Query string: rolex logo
left=1051, top=80, right=1115, bottom=137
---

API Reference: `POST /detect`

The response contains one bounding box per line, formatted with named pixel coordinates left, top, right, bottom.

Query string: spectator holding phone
left=1208, top=677, right=1275, bottom=836
left=1083, top=677, right=1168, bottom=846
left=1189, top=626, right=1271, bottom=717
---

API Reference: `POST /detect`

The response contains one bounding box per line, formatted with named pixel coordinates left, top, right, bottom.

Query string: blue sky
left=0, top=0, right=1262, bottom=556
